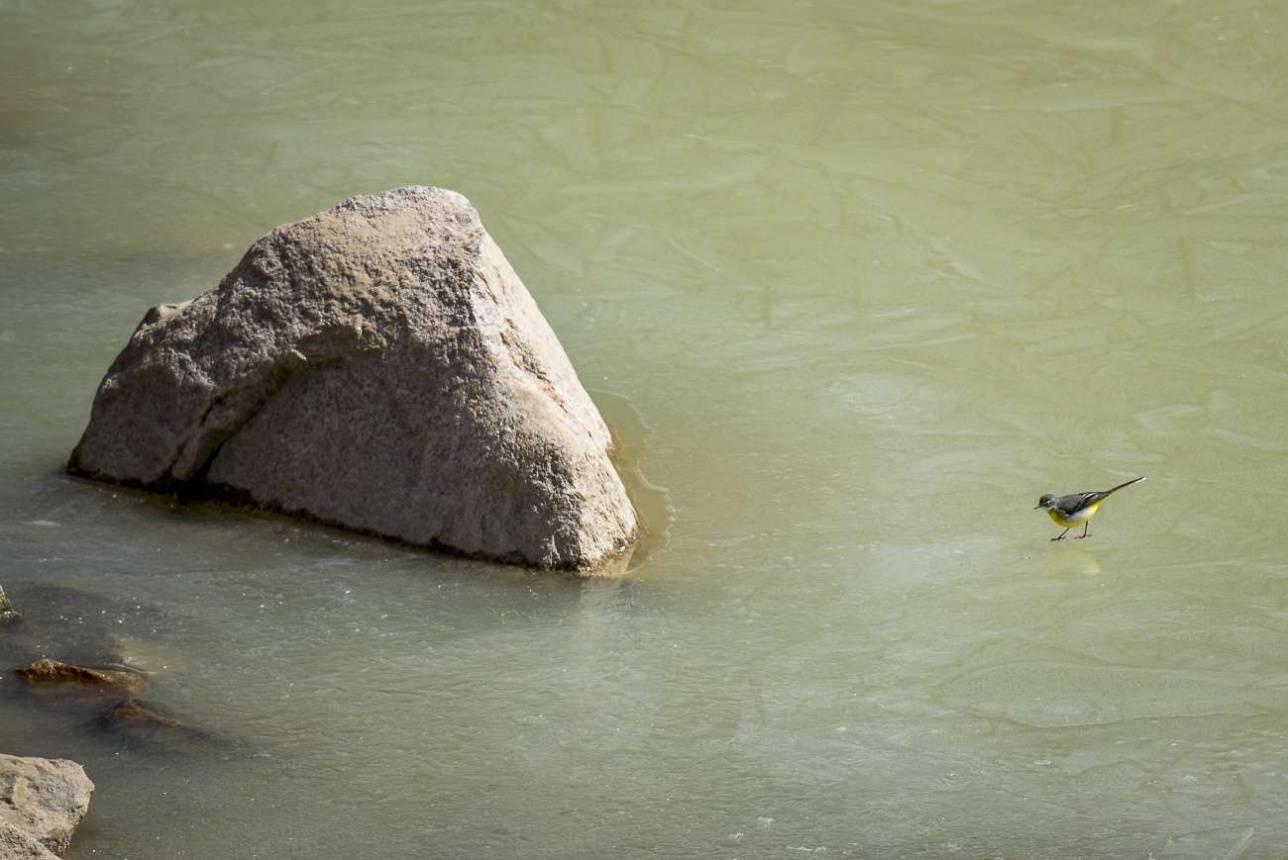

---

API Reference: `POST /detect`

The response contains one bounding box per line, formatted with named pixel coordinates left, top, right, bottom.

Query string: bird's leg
left=1075, top=523, right=1090, bottom=540
left=1051, top=528, right=1069, bottom=542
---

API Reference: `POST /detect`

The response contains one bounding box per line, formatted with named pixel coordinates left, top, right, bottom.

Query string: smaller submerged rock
left=0, top=754, right=94, bottom=857
left=15, top=658, right=145, bottom=693
left=97, top=699, right=218, bottom=752
left=0, top=584, right=18, bottom=626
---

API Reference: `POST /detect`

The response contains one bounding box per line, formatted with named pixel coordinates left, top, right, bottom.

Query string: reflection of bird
left=1035, top=476, right=1145, bottom=541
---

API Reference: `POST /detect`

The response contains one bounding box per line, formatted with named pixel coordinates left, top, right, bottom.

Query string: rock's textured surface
left=14, top=658, right=145, bottom=693
left=0, top=585, right=18, bottom=626
left=0, top=822, right=60, bottom=860
left=68, top=186, right=637, bottom=569
left=0, top=755, right=94, bottom=857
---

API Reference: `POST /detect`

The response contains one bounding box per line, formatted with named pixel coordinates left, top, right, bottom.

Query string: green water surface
left=3, top=1, right=1288, bottom=857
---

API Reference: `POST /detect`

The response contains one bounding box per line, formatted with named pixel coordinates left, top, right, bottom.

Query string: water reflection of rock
left=0, top=584, right=185, bottom=672
left=590, top=390, right=673, bottom=572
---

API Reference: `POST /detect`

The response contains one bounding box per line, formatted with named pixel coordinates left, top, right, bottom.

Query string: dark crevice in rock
left=168, top=340, right=368, bottom=493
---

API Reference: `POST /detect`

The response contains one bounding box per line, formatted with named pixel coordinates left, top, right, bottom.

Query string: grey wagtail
left=1035, top=476, right=1145, bottom=541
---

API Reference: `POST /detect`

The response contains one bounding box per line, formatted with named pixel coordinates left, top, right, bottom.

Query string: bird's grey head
left=1036, top=494, right=1056, bottom=510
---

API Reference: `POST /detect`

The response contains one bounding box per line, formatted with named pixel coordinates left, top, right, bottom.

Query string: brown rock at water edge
left=14, top=658, right=144, bottom=692
left=0, top=754, right=94, bottom=857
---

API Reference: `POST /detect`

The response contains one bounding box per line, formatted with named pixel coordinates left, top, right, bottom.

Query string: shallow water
left=3, top=1, right=1288, bottom=857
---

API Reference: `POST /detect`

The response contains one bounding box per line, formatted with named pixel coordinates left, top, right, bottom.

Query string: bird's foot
left=1050, top=535, right=1065, bottom=542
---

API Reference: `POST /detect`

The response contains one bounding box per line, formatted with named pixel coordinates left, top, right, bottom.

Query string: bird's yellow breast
left=1047, top=501, right=1101, bottom=528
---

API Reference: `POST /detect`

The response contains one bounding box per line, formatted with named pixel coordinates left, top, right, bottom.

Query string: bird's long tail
left=1105, top=476, right=1146, bottom=496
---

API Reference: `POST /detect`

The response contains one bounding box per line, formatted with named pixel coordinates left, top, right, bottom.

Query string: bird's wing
left=1054, top=491, right=1105, bottom=516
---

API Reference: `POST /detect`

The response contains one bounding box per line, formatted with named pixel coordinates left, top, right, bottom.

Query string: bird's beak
left=1033, top=504, right=1042, bottom=509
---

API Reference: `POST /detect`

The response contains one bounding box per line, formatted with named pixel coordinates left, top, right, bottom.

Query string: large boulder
left=68, top=187, right=637, bottom=569
left=0, top=755, right=94, bottom=858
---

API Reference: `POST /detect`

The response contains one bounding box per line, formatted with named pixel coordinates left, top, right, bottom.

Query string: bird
left=1035, top=476, right=1145, bottom=541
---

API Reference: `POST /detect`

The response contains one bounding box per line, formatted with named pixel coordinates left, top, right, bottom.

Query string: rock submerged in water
left=68, top=186, right=638, bottom=570
left=0, top=754, right=94, bottom=858
left=14, top=658, right=145, bottom=693
left=97, top=699, right=218, bottom=752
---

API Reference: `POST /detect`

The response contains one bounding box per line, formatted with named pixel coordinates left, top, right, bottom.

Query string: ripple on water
left=936, top=660, right=1280, bottom=728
